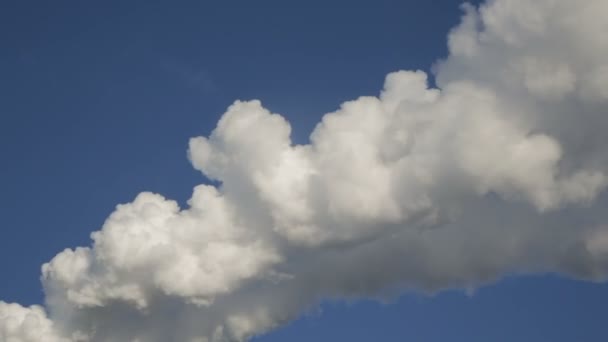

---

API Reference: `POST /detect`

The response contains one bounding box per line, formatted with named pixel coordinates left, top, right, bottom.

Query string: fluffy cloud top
left=2, top=0, right=608, bottom=341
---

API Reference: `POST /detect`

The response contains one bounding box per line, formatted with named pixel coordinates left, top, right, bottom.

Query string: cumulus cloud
left=0, top=303, right=67, bottom=342
left=2, top=0, right=608, bottom=340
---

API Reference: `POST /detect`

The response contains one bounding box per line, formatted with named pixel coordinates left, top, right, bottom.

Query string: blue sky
left=1, top=0, right=607, bottom=341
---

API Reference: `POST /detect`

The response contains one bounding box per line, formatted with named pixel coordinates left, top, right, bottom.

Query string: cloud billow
left=2, top=0, right=608, bottom=340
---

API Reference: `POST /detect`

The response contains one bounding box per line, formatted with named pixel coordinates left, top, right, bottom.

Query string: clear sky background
left=1, top=0, right=606, bottom=341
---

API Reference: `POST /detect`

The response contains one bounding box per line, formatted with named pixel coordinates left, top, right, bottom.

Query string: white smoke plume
left=3, top=0, right=608, bottom=340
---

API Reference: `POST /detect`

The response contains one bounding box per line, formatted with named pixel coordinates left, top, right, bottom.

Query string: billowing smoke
left=2, top=0, right=608, bottom=340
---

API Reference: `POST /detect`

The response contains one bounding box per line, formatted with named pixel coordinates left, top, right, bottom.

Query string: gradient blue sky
left=1, top=1, right=606, bottom=340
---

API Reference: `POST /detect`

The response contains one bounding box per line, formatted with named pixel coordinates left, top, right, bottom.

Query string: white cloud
left=2, top=0, right=608, bottom=340
left=0, top=303, right=67, bottom=342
